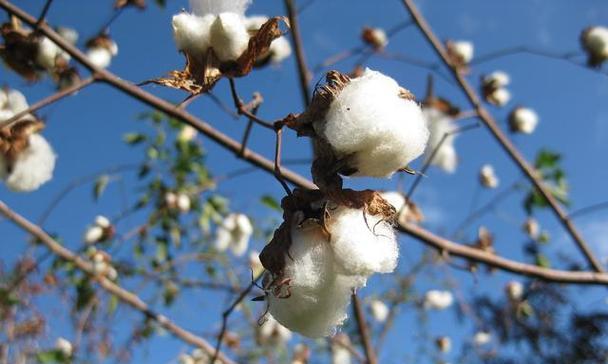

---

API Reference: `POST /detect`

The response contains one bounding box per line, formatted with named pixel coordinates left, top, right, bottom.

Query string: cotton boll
left=582, top=26, right=608, bottom=66
left=361, top=27, right=388, bottom=49
left=369, top=299, right=389, bottom=322
left=449, top=40, right=474, bottom=64
left=55, top=337, right=73, bottom=357
left=210, top=13, right=250, bottom=62
left=178, top=124, right=198, bottom=142
left=523, top=217, right=539, bottom=239
left=488, top=87, right=510, bottom=107
left=509, top=107, right=539, bottom=134
left=316, top=69, right=429, bottom=177
left=329, top=206, right=398, bottom=276
left=473, top=331, right=491, bottom=346
left=177, top=193, right=191, bottom=212
left=215, top=213, right=253, bottom=256
left=172, top=12, right=215, bottom=57
left=380, top=191, right=406, bottom=212
left=5, top=134, right=56, bottom=192
left=484, top=71, right=510, bottom=88
left=178, top=354, right=195, bottom=364
left=56, top=27, right=79, bottom=45
left=190, top=0, right=252, bottom=17
left=332, top=334, right=352, bottom=364
left=86, top=47, right=113, bottom=69
left=6, top=89, right=30, bottom=114
left=84, top=225, right=104, bottom=244
left=36, top=36, right=64, bottom=70
left=259, top=314, right=292, bottom=345
left=505, top=281, right=524, bottom=301
left=479, top=164, right=499, bottom=189
left=423, top=108, right=458, bottom=173
left=423, top=290, right=453, bottom=310
left=435, top=336, right=451, bottom=353
left=95, top=215, right=111, bottom=229
left=269, top=36, right=292, bottom=63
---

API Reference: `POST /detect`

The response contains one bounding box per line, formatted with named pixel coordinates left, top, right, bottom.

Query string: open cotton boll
left=5, top=134, right=56, bottom=192
left=509, top=107, right=539, bottom=134
left=361, top=27, right=388, bottom=50
left=55, top=337, right=73, bottom=357
left=210, top=13, right=250, bottom=62
left=423, top=290, right=453, bottom=310
left=329, top=206, right=398, bottom=276
left=36, top=36, right=67, bottom=70
left=423, top=107, right=458, bottom=173
left=369, top=299, right=389, bottom=322
left=473, top=331, right=492, bottom=346
left=505, top=280, right=524, bottom=301
left=479, top=164, right=499, bottom=189
left=316, top=69, right=429, bottom=177
left=448, top=40, right=474, bottom=64
left=269, top=36, right=292, bottom=63
left=172, top=12, right=215, bottom=57
left=190, top=0, right=252, bottom=17
left=84, top=225, right=104, bottom=244
left=177, top=193, right=191, bottom=212
left=487, top=87, right=511, bottom=107
left=57, top=27, right=79, bottom=45
left=484, top=71, right=510, bottom=88
left=95, top=215, right=111, bottom=229
left=87, top=47, right=113, bottom=69
left=582, top=26, right=608, bottom=66
left=214, top=213, right=253, bottom=256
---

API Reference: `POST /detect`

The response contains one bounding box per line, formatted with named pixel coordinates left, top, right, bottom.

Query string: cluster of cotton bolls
left=172, top=0, right=291, bottom=64
left=165, top=191, right=192, bottom=213
left=297, top=68, right=428, bottom=183
left=214, top=213, right=253, bottom=257
left=508, top=106, right=539, bottom=134
left=479, top=164, right=499, bottom=189
left=86, top=247, right=118, bottom=280
left=85, top=34, right=119, bottom=69
left=423, top=107, right=459, bottom=173
left=481, top=71, right=511, bottom=107
left=260, top=190, right=399, bottom=338
left=423, top=290, right=454, bottom=310
left=83, top=215, right=114, bottom=244
left=0, top=89, right=56, bottom=192
left=581, top=26, right=608, bottom=67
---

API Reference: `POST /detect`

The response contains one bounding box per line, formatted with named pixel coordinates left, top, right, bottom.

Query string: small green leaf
left=535, top=254, right=551, bottom=268
left=93, top=175, right=110, bottom=201
left=260, top=195, right=281, bottom=211
left=123, top=133, right=147, bottom=145
left=35, top=350, right=65, bottom=363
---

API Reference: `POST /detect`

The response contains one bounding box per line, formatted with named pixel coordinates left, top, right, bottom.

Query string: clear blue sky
left=2, top=0, right=608, bottom=363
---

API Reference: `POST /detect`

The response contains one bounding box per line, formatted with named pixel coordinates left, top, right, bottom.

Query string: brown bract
left=0, top=119, right=44, bottom=169
left=0, top=21, right=41, bottom=82
left=144, top=17, right=287, bottom=95
left=259, top=188, right=396, bottom=278
left=86, top=33, right=116, bottom=53
left=114, top=0, right=146, bottom=10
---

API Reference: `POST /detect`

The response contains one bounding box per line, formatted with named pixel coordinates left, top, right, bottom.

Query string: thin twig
left=568, top=201, right=608, bottom=220
left=34, top=0, right=54, bottom=29
left=400, top=0, right=605, bottom=273
left=228, top=78, right=274, bottom=130
left=351, top=294, right=377, bottom=364
left=0, top=200, right=236, bottom=364
left=284, top=0, right=311, bottom=107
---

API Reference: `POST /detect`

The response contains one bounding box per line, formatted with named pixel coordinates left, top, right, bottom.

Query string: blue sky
left=2, top=0, right=608, bottom=363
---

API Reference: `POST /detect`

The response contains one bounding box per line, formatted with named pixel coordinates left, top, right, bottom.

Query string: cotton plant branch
left=400, top=0, right=605, bottom=273
left=351, top=294, right=378, bottom=364
left=34, top=0, right=54, bottom=29
left=0, top=200, right=236, bottom=364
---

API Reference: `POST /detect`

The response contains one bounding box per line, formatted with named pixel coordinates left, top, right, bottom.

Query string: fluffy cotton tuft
left=55, top=337, right=73, bottom=357
left=450, top=40, right=474, bottom=64
left=484, top=71, right=510, bottom=87
left=473, top=331, right=492, bottom=346
left=582, top=26, right=608, bottom=64
left=316, top=69, right=429, bottom=177
left=505, top=281, right=524, bottom=301
left=190, top=0, right=252, bottom=17
left=479, top=164, right=499, bottom=189
left=423, top=290, right=453, bottom=310
left=87, top=47, right=113, bottom=69
left=215, top=213, right=253, bottom=256
left=369, top=299, right=389, bottom=322
left=4, top=134, right=56, bottom=192
left=259, top=314, right=292, bottom=345
left=177, top=193, right=191, bottom=212
left=172, top=12, right=215, bottom=57
left=329, top=207, right=398, bottom=276
left=423, top=107, right=458, bottom=173
left=380, top=191, right=406, bottom=212
left=36, top=36, right=69, bottom=70
left=509, top=107, right=539, bottom=134
left=209, top=13, right=250, bottom=62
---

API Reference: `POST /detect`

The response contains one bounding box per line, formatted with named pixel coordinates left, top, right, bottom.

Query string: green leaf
left=123, top=133, right=147, bottom=145
left=35, top=350, right=65, bottom=363
left=155, top=0, right=167, bottom=8
left=535, top=149, right=561, bottom=170
left=108, top=294, right=119, bottom=315
left=260, top=195, right=281, bottom=212
left=535, top=254, right=551, bottom=268
left=93, top=175, right=110, bottom=201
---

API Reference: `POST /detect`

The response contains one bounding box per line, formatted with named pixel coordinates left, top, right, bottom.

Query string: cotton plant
left=479, top=164, right=499, bottom=189
left=423, top=290, right=454, bottom=310
left=214, top=213, right=253, bottom=257
left=259, top=189, right=398, bottom=337
left=481, top=71, right=511, bottom=107
left=85, top=33, right=118, bottom=69
left=509, top=106, right=539, bottom=134
left=581, top=26, right=608, bottom=67
left=290, top=69, right=429, bottom=189
left=0, top=89, right=56, bottom=192
left=422, top=107, right=459, bottom=173
left=83, top=215, right=114, bottom=244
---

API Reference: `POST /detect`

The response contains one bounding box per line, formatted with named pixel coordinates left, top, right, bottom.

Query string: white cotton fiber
left=451, top=40, right=474, bottom=64
left=369, top=299, right=389, bottom=322
left=210, top=12, right=250, bottom=62
left=329, top=207, right=398, bottom=276
left=6, top=89, right=30, bottom=115
left=423, top=290, right=453, bottom=310
left=259, top=314, right=292, bottom=344
left=315, top=68, right=429, bottom=177
left=86, top=48, right=113, bottom=69
left=269, top=36, right=292, bottom=63
left=214, top=213, right=253, bottom=256
left=380, top=191, right=406, bottom=212
left=423, top=107, right=458, bottom=173
left=584, top=26, right=608, bottom=58
left=190, top=0, right=252, bottom=17
left=5, top=134, right=56, bottom=192
left=36, top=36, right=65, bottom=70
left=509, top=107, right=538, bottom=134
left=172, top=12, right=215, bottom=57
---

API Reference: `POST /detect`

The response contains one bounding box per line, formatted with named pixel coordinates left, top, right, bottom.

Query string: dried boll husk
left=289, top=69, right=429, bottom=191
left=0, top=19, right=42, bottom=81
left=259, top=188, right=398, bottom=337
